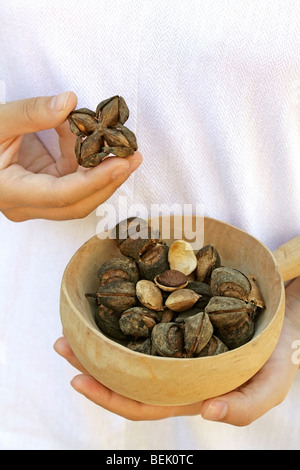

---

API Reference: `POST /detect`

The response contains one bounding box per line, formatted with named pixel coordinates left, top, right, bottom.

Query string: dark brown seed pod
left=127, top=338, right=152, bottom=355
left=114, top=217, right=149, bottom=246
left=196, top=245, right=221, bottom=282
left=204, top=296, right=256, bottom=328
left=96, top=280, right=136, bottom=314
left=97, top=256, right=139, bottom=285
left=96, top=95, right=129, bottom=127
left=210, top=267, right=251, bottom=300
left=94, top=304, right=127, bottom=340
left=68, top=108, right=97, bottom=136
left=114, top=217, right=160, bottom=260
left=137, top=243, right=169, bottom=281
left=187, top=281, right=212, bottom=309
left=68, top=96, right=138, bottom=167
left=184, top=312, right=214, bottom=357
left=151, top=322, right=184, bottom=357
left=196, top=335, right=228, bottom=357
left=154, top=269, right=188, bottom=292
left=216, top=315, right=255, bottom=350
left=119, top=307, right=159, bottom=338
left=205, top=296, right=256, bottom=349
left=174, top=307, right=202, bottom=323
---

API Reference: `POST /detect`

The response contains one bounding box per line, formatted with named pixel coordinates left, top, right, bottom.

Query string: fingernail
left=50, top=91, right=71, bottom=113
left=128, top=157, right=143, bottom=174
left=111, top=163, right=130, bottom=179
left=70, top=376, right=81, bottom=391
left=203, top=400, right=228, bottom=421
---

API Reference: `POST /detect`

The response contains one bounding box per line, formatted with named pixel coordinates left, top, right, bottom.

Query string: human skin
left=54, top=277, right=300, bottom=426
left=0, top=92, right=142, bottom=222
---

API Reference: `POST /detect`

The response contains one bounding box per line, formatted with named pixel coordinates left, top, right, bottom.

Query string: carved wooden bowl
left=60, top=216, right=300, bottom=405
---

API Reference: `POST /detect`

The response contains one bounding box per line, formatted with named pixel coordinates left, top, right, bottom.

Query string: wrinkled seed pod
left=184, top=312, right=213, bottom=356
left=95, top=304, right=127, bottom=340
left=151, top=322, right=184, bottom=357
left=114, top=217, right=148, bottom=246
left=211, top=267, right=251, bottom=300
left=127, top=338, right=152, bottom=355
left=97, top=256, right=139, bottom=285
left=119, top=307, right=159, bottom=338
left=154, top=269, right=188, bottom=292
left=136, top=280, right=164, bottom=311
left=113, top=217, right=160, bottom=260
left=174, top=307, right=202, bottom=323
left=205, top=296, right=256, bottom=349
left=168, top=240, right=197, bottom=275
left=205, top=296, right=256, bottom=329
left=137, top=243, right=169, bottom=281
left=165, top=288, right=200, bottom=312
left=96, top=280, right=136, bottom=313
left=196, top=245, right=221, bottom=282
left=216, top=315, right=255, bottom=350
left=68, top=108, right=97, bottom=136
left=196, top=335, right=228, bottom=357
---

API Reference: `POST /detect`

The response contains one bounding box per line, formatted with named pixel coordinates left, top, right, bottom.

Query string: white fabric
left=0, top=0, right=300, bottom=450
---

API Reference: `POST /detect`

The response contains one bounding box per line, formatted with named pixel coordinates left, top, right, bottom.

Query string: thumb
left=0, top=91, right=77, bottom=139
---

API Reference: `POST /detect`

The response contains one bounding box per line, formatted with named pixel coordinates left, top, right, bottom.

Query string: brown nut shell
left=247, top=274, right=265, bottom=308
left=137, top=243, right=169, bottom=281
left=151, top=322, right=184, bottom=357
left=196, top=245, right=221, bottom=282
left=210, top=267, right=251, bottom=300
left=196, top=335, right=228, bottom=357
left=154, top=269, right=189, bottom=292
left=97, top=256, right=139, bottom=285
left=114, top=218, right=160, bottom=260
left=216, top=315, right=255, bottom=350
left=136, top=280, right=164, bottom=311
left=204, top=296, right=256, bottom=328
left=127, top=338, right=152, bottom=355
left=165, top=289, right=200, bottom=312
left=96, top=280, right=136, bottom=314
left=168, top=240, right=197, bottom=275
left=94, top=304, right=127, bottom=340
left=119, top=307, right=159, bottom=338
left=184, top=312, right=213, bottom=356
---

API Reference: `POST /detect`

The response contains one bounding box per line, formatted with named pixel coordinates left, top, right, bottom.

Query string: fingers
left=54, top=336, right=203, bottom=421
left=201, top=321, right=300, bottom=426
left=1, top=153, right=142, bottom=221
left=69, top=373, right=203, bottom=421
left=1, top=151, right=142, bottom=214
left=0, top=92, right=77, bottom=139
left=54, top=337, right=89, bottom=375
left=55, top=121, right=78, bottom=175
left=200, top=371, right=277, bottom=426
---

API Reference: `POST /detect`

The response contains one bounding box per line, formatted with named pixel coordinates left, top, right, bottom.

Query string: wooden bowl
left=60, top=216, right=300, bottom=406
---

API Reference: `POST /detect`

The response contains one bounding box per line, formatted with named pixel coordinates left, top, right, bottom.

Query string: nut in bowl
left=60, top=215, right=295, bottom=406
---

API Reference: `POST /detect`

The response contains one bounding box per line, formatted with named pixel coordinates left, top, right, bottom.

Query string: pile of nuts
left=87, top=218, right=265, bottom=358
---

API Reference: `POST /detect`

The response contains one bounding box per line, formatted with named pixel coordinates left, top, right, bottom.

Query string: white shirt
left=0, top=0, right=299, bottom=450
